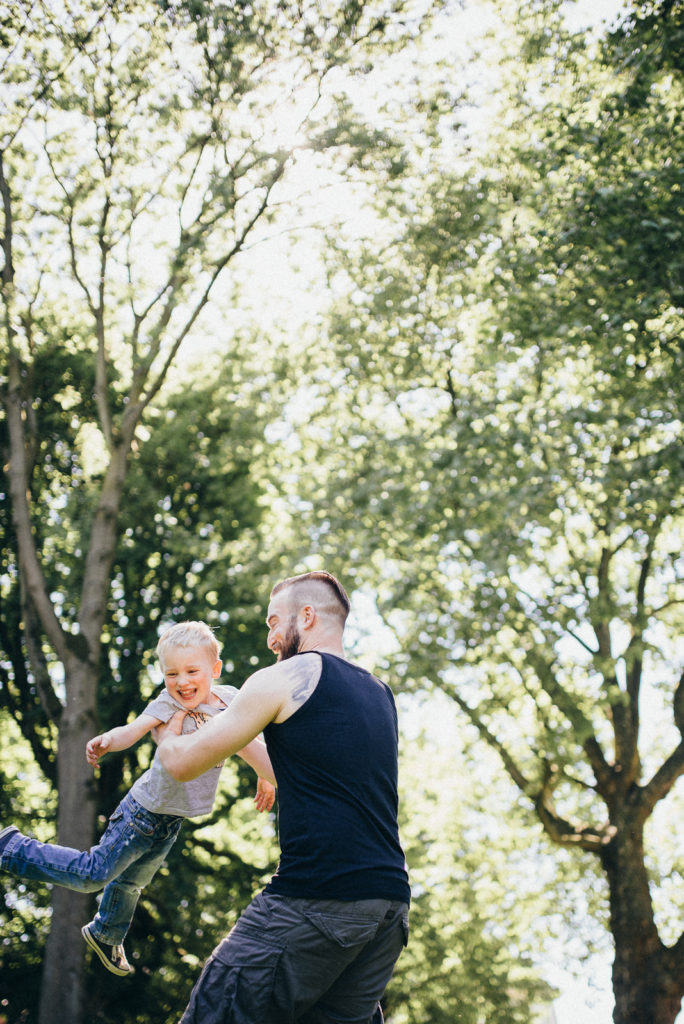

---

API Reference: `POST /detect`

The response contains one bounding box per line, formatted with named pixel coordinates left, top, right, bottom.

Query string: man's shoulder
left=247, top=652, right=322, bottom=692
left=243, top=653, right=324, bottom=723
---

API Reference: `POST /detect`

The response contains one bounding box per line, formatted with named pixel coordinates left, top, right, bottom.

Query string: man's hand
left=254, top=777, right=276, bottom=813
left=152, top=709, right=187, bottom=746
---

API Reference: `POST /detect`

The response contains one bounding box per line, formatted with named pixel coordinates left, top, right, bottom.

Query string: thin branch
left=506, top=617, right=614, bottom=790
left=509, top=618, right=594, bottom=737
left=43, top=144, right=96, bottom=315
left=534, top=764, right=616, bottom=852
left=1, top=4, right=109, bottom=153
left=0, top=151, right=14, bottom=286
left=593, top=545, right=613, bottom=659
left=449, top=685, right=613, bottom=852
left=512, top=578, right=597, bottom=655
left=649, top=596, right=684, bottom=615
left=562, top=768, right=598, bottom=792
left=1, top=157, right=69, bottom=662
left=4, top=376, right=69, bottom=662
left=141, top=156, right=290, bottom=412
left=447, top=688, right=532, bottom=795
left=93, top=88, right=115, bottom=450
left=177, top=134, right=212, bottom=227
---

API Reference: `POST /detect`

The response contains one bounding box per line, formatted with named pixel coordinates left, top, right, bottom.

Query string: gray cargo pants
left=179, top=892, right=409, bottom=1024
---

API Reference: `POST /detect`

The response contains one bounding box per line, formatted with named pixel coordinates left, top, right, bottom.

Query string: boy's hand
left=152, top=709, right=187, bottom=746
left=86, top=733, right=111, bottom=766
left=254, top=777, right=276, bottom=813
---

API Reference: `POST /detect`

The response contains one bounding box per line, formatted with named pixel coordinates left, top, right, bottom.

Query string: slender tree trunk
left=602, top=823, right=684, bottom=1024
left=39, top=888, right=90, bottom=1024
left=38, top=657, right=99, bottom=1024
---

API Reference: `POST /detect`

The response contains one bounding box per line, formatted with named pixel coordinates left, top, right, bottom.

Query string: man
left=157, top=570, right=410, bottom=1024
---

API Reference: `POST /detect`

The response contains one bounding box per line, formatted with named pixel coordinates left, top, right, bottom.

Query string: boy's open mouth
left=177, top=689, right=198, bottom=702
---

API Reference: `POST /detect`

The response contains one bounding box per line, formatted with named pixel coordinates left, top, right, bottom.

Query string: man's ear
left=300, top=604, right=316, bottom=629
left=212, top=659, right=223, bottom=678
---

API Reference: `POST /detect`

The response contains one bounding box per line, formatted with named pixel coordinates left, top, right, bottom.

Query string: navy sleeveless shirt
left=263, top=652, right=410, bottom=904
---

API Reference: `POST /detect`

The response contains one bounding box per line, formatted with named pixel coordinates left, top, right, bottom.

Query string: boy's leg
left=90, top=818, right=182, bottom=945
left=0, top=794, right=144, bottom=892
left=0, top=794, right=177, bottom=896
left=0, top=826, right=19, bottom=854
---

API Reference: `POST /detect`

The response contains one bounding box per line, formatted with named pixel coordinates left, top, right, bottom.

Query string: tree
left=0, top=1, right=429, bottom=1019
left=284, top=1, right=684, bottom=1020
left=0, top=349, right=280, bottom=1022
left=387, top=707, right=561, bottom=1024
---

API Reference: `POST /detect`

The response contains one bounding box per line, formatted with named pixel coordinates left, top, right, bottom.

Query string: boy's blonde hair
left=156, top=621, right=221, bottom=667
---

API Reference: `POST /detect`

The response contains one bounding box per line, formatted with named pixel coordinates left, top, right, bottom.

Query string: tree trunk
left=601, top=822, right=684, bottom=1024
left=38, top=657, right=99, bottom=1024
left=39, top=888, right=91, bottom=1024
left=612, top=958, right=684, bottom=1024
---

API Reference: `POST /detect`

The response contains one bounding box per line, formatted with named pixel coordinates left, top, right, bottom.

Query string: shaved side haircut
left=271, top=571, right=350, bottom=626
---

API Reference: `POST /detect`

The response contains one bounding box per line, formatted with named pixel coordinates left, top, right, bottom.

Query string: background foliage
left=1, top=0, right=683, bottom=1022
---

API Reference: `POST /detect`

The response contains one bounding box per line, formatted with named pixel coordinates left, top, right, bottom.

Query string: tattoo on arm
left=287, top=656, right=321, bottom=707
left=292, top=677, right=316, bottom=704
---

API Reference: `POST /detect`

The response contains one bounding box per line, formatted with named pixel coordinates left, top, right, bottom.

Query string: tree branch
left=1, top=153, right=69, bottom=664
left=20, top=579, right=64, bottom=724
left=534, top=759, right=616, bottom=852
left=592, top=545, right=613, bottom=660
left=76, top=442, right=131, bottom=651
left=639, top=739, right=684, bottom=821
left=5, top=348, right=70, bottom=662
left=44, top=143, right=97, bottom=317
left=94, top=207, right=113, bottom=446
left=447, top=688, right=533, bottom=796
left=512, top=578, right=597, bottom=655
left=0, top=151, right=14, bottom=286
left=674, top=666, right=684, bottom=736
left=141, top=154, right=290, bottom=412
left=0, top=4, right=110, bottom=153
left=590, top=539, right=643, bottom=782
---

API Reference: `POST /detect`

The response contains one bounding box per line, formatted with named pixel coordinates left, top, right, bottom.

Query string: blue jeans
left=0, top=793, right=183, bottom=944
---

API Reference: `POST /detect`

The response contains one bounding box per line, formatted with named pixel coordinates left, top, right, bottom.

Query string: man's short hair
left=156, top=621, right=221, bottom=667
left=271, top=571, right=351, bottom=625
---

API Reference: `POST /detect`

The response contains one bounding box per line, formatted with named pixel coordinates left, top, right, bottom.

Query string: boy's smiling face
left=160, top=645, right=222, bottom=710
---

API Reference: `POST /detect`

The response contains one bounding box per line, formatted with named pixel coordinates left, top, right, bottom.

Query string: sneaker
left=0, top=826, right=19, bottom=856
left=81, top=923, right=135, bottom=977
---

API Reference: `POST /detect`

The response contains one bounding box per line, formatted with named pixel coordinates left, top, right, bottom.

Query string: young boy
left=0, top=621, right=276, bottom=977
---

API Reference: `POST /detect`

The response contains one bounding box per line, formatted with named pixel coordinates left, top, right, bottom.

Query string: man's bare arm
left=156, top=667, right=286, bottom=781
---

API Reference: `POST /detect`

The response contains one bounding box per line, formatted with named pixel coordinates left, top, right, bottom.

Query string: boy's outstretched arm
left=86, top=713, right=162, bottom=767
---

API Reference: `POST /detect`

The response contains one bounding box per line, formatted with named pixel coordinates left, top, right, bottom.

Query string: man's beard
left=278, top=617, right=302, bottom=661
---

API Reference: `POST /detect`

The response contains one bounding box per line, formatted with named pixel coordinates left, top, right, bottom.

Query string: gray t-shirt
left=129, top=683, right=238, bottom=818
